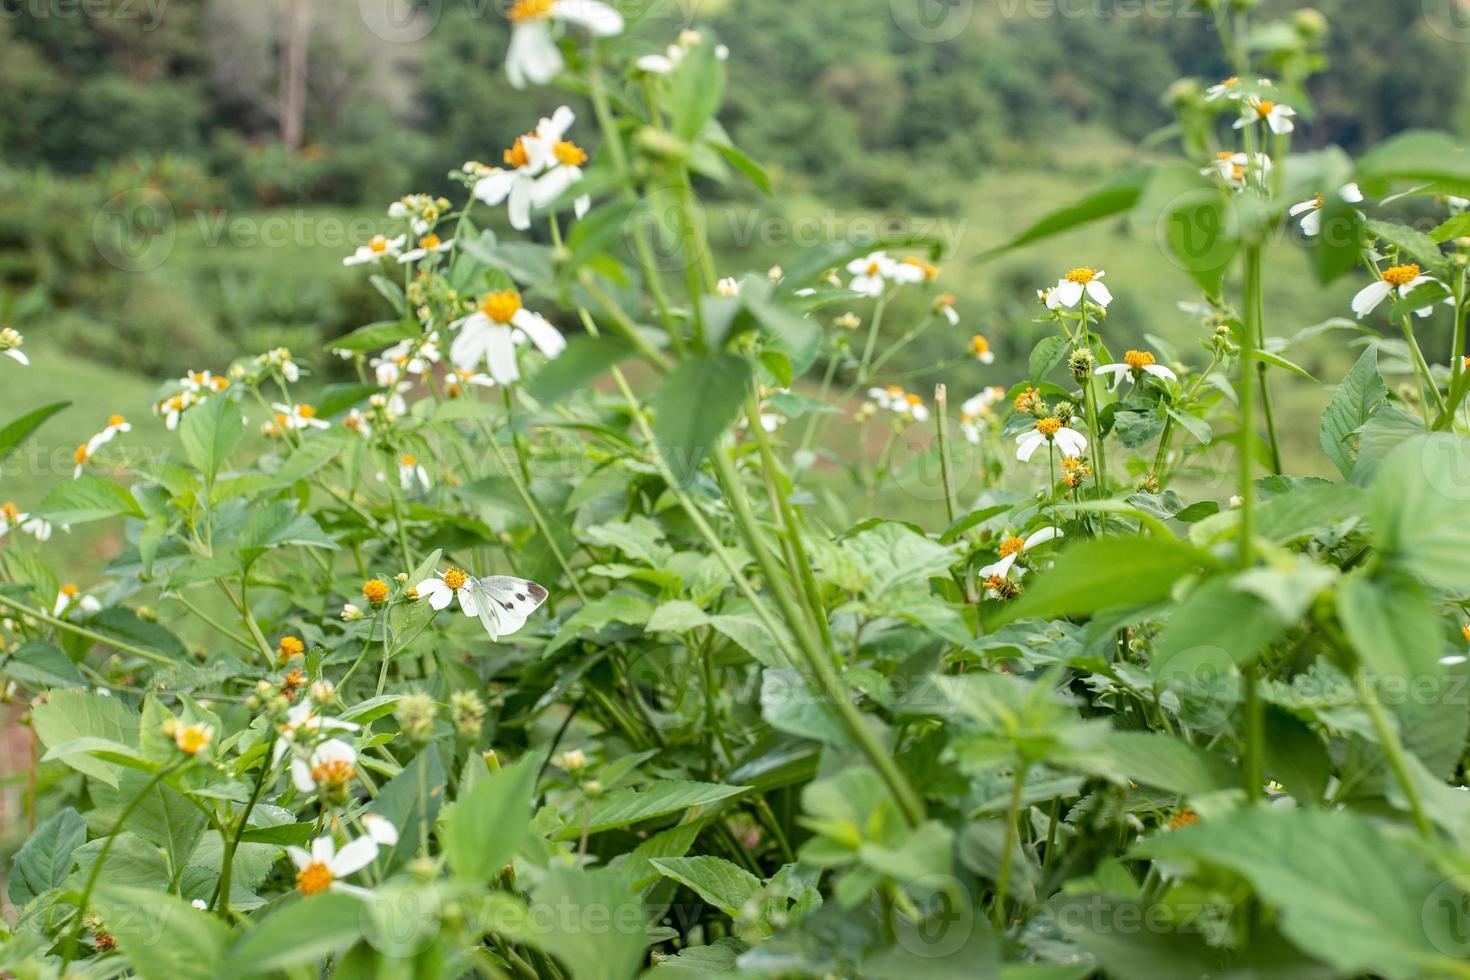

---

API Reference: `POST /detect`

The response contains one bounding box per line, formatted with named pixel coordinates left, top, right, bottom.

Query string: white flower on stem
left=934, top=293, right=959, bottom=326
left=273, top=700, right=361, bottom=763
left=287, top=834, right=379, bottom=899
left=271, top=403, right=330, bottom=431
left=0, top=502, right=52, bottom=541
left=1046, top=268, right=1112, bottom=310
left=398, top=453, right=430, bottom=492
left=636, top=30, right=729, bottom=74
left=717, top=277, right=741, bottom=298
left=1289, top=183, right=1363, bottom=236
left=372, top=336, right=440, bottom=386
left=969, top=334, right=995, bottom=364
left=398, top=233, right=455, bottom=264
left=845, top=252, right=923, bottom=297
left=445, top=368, right=496, bottom=397
left=343, top=234, right=407, bottom=266
left=155, top=391, right=200, bottom=431
left=180, top=370, right=230, bottom=395
left=1204, top=151, right=1272, bottom=191
left=1016, top=417, right=1087, bottom=462
left=361, top=813, right=400, bottom=847
left=450, top=289, right=565, bottom=386
left=1, top=327, right=27, bottom=366
left=1094, top=350, right=1178, bottom=392
left=1205, top=76, right=1243, bottom=102
left=54, top=584, right=100, bottom=617
left=258, top=347, right=300, bottom=382
left=416, top=567, right=476, bottom=613
left=979, top=527, right=1063, bottom=581
left=1234, top=96, right=1295, bottom=135
left=417, top=566, right=549, bottom=641
left=342, top=409, right=372, bottom=440
left=958, top=387, right=1006, bottom=444
left=474, top=141, right=542, bottom=232
left=1351, top=263, right=1440, bottom=319
left=527, top=107, right=592, bottom=221
left=291, top=737, right=359, bottom=794
left=505, top=0, right=623, bottom=88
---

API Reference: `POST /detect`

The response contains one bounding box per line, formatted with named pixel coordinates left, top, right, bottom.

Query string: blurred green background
left=2, top=0, right=1468, bottom=543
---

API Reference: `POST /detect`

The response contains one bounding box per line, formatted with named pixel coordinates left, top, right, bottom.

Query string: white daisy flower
left=717, top=277, right=741, bottom=297
left=416, top=567, right=477, bottom=614
left=291, top=737, right=358, bottom=794
left=445, top=368, right=496, bottom=396
left=1204, top=151, right=1272, bottom=191
left=179, top=370, right=231, bottom=395
left=1289, top=183, right=1364, bottom=236
left=979, top=527, right=1063, bottom=581
left=258, top=347, right=300, bottom=382
left=845, top=251, right=924, bottom=297
left=1351, top=263, right=1441, bottom=319
left=934, top=293, right=959, bottom=326
left=1, top=327, right=28, bottom=366
left=969, top=334, right=995, bottom=364
left=361, top=813, right=400, bottom=847
left=1204, top=75, right=1243, bottom=102
left=54, top=584, right=100, bottom=617
left=343, top=234, right=407, bottom=266
left=1094, top=350, right=1178, bottom=392
left=287, top=834, right=379, bottom=899
left=398, top=453, right=430, bottom=492
left=342, top=409, right=372, bottom=440
left=271, top=403, right=330, bottom=431
left=1016, top=417, right=1088, bottom=462
left=398, top=233, right=455, bottom=264
left=0, top=502, right=51, bottom=541
left=636, top=30, right=729, bottom=74
left=1046, top=267, right=1113, bottom=310
left=1233, top=97, right=1295, bottom=135
left=504, top=0, right=624, bottom=89
left=527, top=107, right=592, bottom=221
left=273, top=700, right=361, bottom=764
left=450, top=288, right=565, bottom=386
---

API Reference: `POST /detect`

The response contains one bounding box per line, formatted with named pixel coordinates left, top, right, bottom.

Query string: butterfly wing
left=468, top=576, right=548, bottom=641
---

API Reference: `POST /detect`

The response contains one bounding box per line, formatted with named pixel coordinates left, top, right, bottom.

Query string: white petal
left=287, top=845, right=312, bottom=869
left=1144, top=364, right=1178, bottom=383
left=506, top=23, right=562, bottom=88
left=1016, top=431, right=1045, bottom=462
left=292, top=758, right=316, bottom=792
left=1056, top=427, right=1089, bottom=457
left=538, top=105, right=576, bottom=143
left=512, top=309, right=567, bottom=358
left=1023, top=526, right=1062, bottom=550
left=1085, top=281, right=1113, bottom=307
left=1341, top=183, right=1364, bottom=203
left=574, top=194, right=591, bottom=219
left=1351, top=280, right=1393, bottom=318
left=978, top=553, right=1018, bottom=579
left=1288, top=199, right=1316, bottom=217
left=553, top=0, right=623, bottom=34
left=330, top=835, right=379, bottom=877
left=1300, top=210, right=1321, bottom=236
left=5, top=349, right=28, bottom=365
left=474, top=170, right=517, bottom=206
left=508, top=179, right=533, bottom=231
left=362, top=813, right=400, bottom=846
left=1053, top=281, right=1084, bottom=308
left=311, top=836, right=337, bottom=865
left=483, top=324, right=521, bottom=385
left=531, top=166, right=577, bottom=208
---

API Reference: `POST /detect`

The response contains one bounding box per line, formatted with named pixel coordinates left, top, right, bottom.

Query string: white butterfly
left=462, top=575, right=549, bottom=641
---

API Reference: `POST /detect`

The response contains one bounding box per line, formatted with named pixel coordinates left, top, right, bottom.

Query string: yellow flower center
left=369, top=236, right=390, bottom=254
left=1065, top=267, right=1096, bottom=284
left=296, top=861, right=334, bottom=896
left=443, top=567, right=469, bottom=591
left=554, top=141, right=588, bottom=167
left=507, top=0, right=556, bottom=22
left=999, top=536, right=1026, bottom=558
left=1382, top=263, right=1421, bottom=287
left=175, top=724, right=212, bottom=756
left=1220, top=76, right=1239, bottom=88
left=480, top=289, right=523, bottom=324
left=1, top=503, right=18, bottom=521
left=903, top=257, right=940, bottom=280
left=298, top=405, right=318, bottom=419
left=1256, top=99, right=1275, bottom=117
left=400, top=453, right=418, bottom=467
left=504, top=136, right=533, bottom=169
left=1462, top=623, right=1470, bottom=643
left=1123, top=350, right=1156, bottom=369
left=310, top=759, right=357, bottom=787
left=107, top=414, right=126, bottom=427
left=905, top=393, right=923, bottom=407
left=362, top=579, right=390, bottom=603
left=970, top=335, right=990, bottom=356
left=74, top=444, right=90, bottom=465
left=1312, top=193, right=1324, bottom=209
left=1036, top=417, right=1062, bottom=437
left=61, top=583, right=78, bottom=597
left=278, top=636, right=304, bottom=659
left=419, top=234, right=440, bottom=250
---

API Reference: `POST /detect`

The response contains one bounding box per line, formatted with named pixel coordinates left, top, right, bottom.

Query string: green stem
left=1356, top=666, right=1434, bottom=839
left=0, top=593, right=173, bottom=666
left=992, top=764, right=1027, bottom=929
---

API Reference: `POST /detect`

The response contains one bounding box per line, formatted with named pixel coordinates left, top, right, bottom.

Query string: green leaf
left=1152, top=577, right=1285, bottom=689
left=38, top=474, right=143, bottom=524
left=222, top=893, right=366, bottom=977
left=1320, top=345, right=1387, bottom=478
left=840, top=521, right=960, bottom=599
left=87, top=607, right=187, bottom=662
left=328, top=319, right=419, bottom=353
left=440, top=752, right=539, bottom=882
left=1431, top=211, right=1470, bottom=244
left=652, top=354, right=752, bottom=484
left=31, top=689, right=139, bottom=786
left=524, top=334, right=631, bottom=405
left=1356, top=130, right=1470, bottom=191
left=1365, top=219, right=1446, bottom=270
left=314, top=383, right=382, bottom=419
left=0, top=401, right=68, bottom=467
left=180, top=393, right=244, bottom=486
left=1136, top=807, right=1467, bottom=978
left=1263, top=706, right=1331, bottom=807
left=554, top=780, right=749, bottom=839
left=1137, top=164, right=1237, bottom=294
left=2, top=640, right=86, bottom=689
left=669, top=39, right=725, bottom=143
left=94, top=884, right=232, bottom=980
left=1249, top=348, right=1316, bottom=382
left=649, top=856, right=761, bottom=917
left=976, top=167, right=1150, bottom=260
left=995, top=536, right=1217, bottom=626
left=1370, top=433, right=1470, bottom=590
left=366, top=746, right=445, bottom=870
left=7, top=807, right=85, bottom=907
left=1095, top=731, right=1235, bottom=797
left=1338, top=571, right=1443, bottom=684
left=1028, top=335, right=1069, bottom=383
left=522, top=868, right=647, bottom=980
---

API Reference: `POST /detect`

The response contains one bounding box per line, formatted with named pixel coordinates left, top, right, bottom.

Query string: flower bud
left=395, top=692, right=437, bottom=743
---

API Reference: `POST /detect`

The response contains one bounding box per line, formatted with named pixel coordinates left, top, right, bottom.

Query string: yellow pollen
left=298, top=405, right=317, bottom=419
left=480, top=289, right=523, bottom=324
left=61, top=584, right=78, bottom=597
left=74, top=444, right=90, bottom=464
left=1382, top=263, right=1421, bottom=287
left=1124, top=350, right=1156, bottom=369
left=1170, top=808, right=1199, bottom=830
left=1, top=503, right=18, bottom=521
left=419, top=234, right=440, bottom=249
left=507, top=0, right=557, bottom=21
left=1462, top=623, right=1470, bottom=644
left=212, top=377, right=230, bottom=391
left=278, top=636, right=304, bottom=660
left=362, top=579, right=390, bottom=603
left=905, top=393, right=923, bottom=407
left=970, top=335, right=990, bottom=356
left=1036, top=417, right=1062, bottom=437
left=443, top=567, right=469, bottom=591
left=1065, top=267, right=1096, bottom=284
left=274, top=413, right=289, bottom=427
left=1216, top=151, right=1235, bottom=161
left=400, top=453, right=417, bottom=466
left=369, top=236, right=389, bottom=254
left=1313, top=193, right=1324, bottom=208
left=310, top=759, right=356, bottom=786
left=1221, top=76, right=1239, bottom=87
left=867, top=261, right=882, bottom=275
left=174, top=723, right=212, bottom=756
left=554, top=141, right=588, bottom=167
left=296, top=862, right=334, bottom=896
left=999, top=536, right=1026, bottom=558
left=107, top=414, right=126, bottom=427
left=504, top=136, right=532, bottom=169
left=1256, top=99, right=1275, bottom=117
